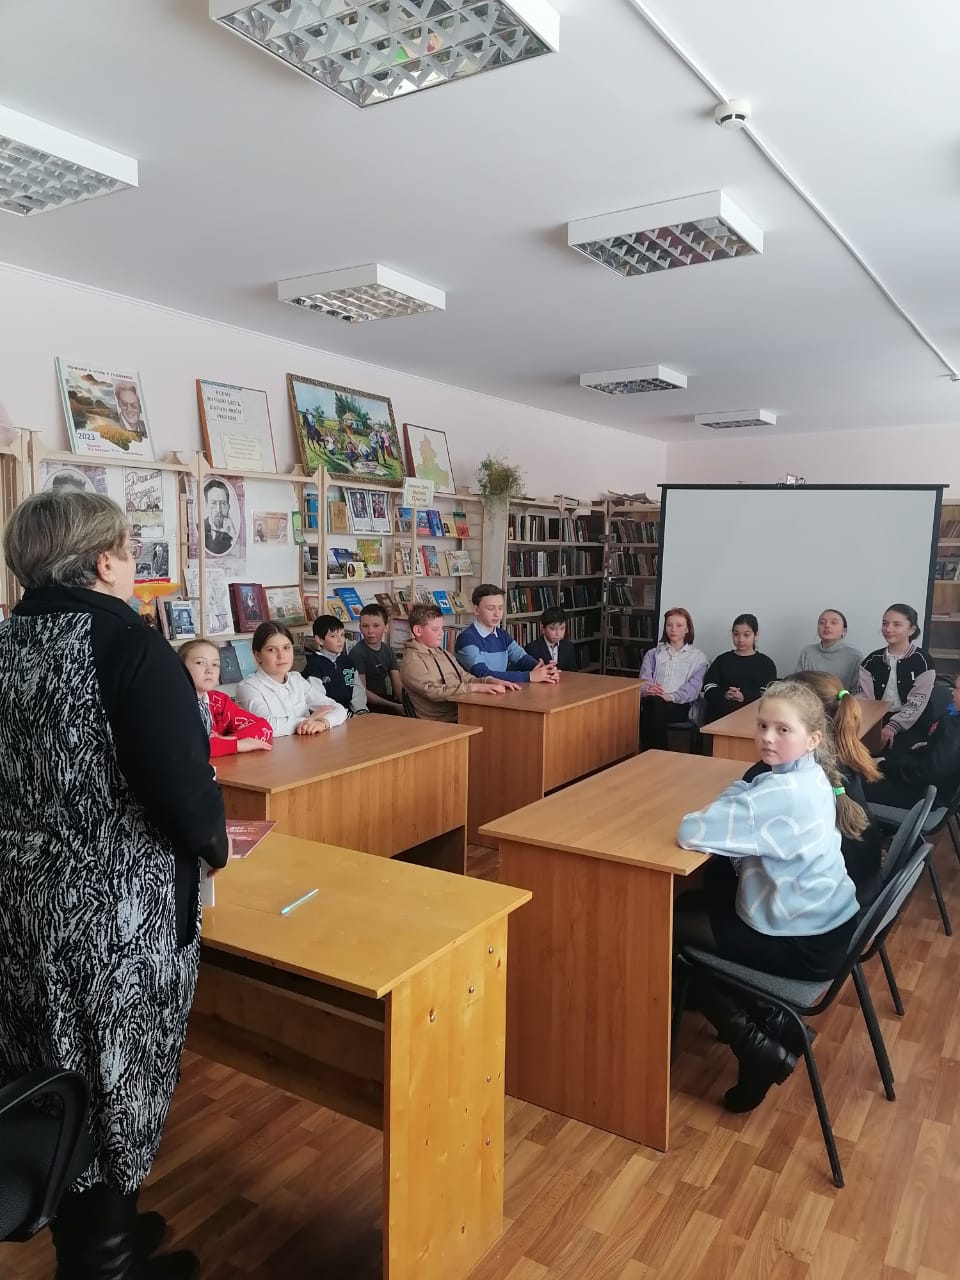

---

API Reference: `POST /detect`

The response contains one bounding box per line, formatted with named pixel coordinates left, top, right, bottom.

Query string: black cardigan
left=702, top=650, right=777, bottom=724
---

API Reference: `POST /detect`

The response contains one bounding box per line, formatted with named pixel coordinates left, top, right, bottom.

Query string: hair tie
left=837, top=689, right=849, bottom=700
left=834, top=786, right=846, bottom=796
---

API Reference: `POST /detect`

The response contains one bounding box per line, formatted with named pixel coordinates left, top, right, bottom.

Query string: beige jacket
left=400, top=639, right=478, bottom=721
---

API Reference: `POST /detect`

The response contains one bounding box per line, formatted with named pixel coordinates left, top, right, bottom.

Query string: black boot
left=52, top=1185, right=198, bottom=1280
left=755, top=1001, right=816, bottom=1059
left=696, top=979, right=798, bottom=1113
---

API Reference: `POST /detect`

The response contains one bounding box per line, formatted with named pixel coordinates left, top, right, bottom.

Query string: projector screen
left=657, top=486, right=941, bottom=678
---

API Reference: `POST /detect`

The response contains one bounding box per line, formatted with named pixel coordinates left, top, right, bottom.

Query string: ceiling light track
left=621, top=0, right=960, bottom=383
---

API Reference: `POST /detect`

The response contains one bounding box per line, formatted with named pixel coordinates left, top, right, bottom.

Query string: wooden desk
left=189, top=831, right=530, bottom=1280
left=456, top=672, right=640, bottom=846
left=702, top=698, right=887, bottom=762
left=480, top=751, right=745, bottom=1152
left=214, top=716, right=480, bottom=872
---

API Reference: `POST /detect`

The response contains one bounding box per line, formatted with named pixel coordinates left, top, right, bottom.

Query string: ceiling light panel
left=278, top=263, right=445, bottom=321
left=0, top=105, right=137, bottom=217
left=695, top=410, right=777, bottom=430
left=580, top=365, right=688, bottom=395
left=568, top=191, right=763, bottom=279
left=210, top=0, right=559, bottom=108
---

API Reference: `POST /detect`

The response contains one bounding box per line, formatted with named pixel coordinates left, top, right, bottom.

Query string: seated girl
left=638, top=607, right=708, bottom=751
left=859, top=602, right=936, bottom=753
left=235, top=622, right=348, bottom=737
left=795, top=608, right=862, bottom=690
left=180, top=639, right=273, bottom=758
left=675, top=680, right=864, bottom=1113
left=865, top=673, right=960, bottom=809
left=701, top=613, right=777, bottom=724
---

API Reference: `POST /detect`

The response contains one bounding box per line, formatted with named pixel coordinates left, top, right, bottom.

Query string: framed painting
left=403, top=423, right=456, bottom=496
left=286, top=374, right=404, bottom=487
left=56, top=359, right=155, bottom=461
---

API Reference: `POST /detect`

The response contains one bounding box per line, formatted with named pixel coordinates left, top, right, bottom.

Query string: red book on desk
left=227, top=819, right=276, bottom=859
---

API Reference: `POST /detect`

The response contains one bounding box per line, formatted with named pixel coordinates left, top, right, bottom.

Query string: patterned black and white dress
left=0, top=586, right=227, bottom=1193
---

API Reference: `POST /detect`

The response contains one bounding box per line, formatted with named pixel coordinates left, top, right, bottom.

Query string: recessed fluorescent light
left=580, top=365, right=688, bottom=394
left=278, top=263, right=445, bottom=322
left=0, top=104, right=137, bottom=217
left=695, top=409, right=777, bottom=430
left=210, top=0, right=559, bottom=109
left=568, top=191, right=763, bottom=278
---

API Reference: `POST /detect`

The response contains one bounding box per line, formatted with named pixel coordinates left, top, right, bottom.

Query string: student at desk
left=236, top=622, right=347, bottom=736
left=401, top=603, right=514, bottom=721
left=180, top=638, right=273, bottom=757
left=525, top=605, right=579, bottom=672
left=456, top=584, right=559, bottom=684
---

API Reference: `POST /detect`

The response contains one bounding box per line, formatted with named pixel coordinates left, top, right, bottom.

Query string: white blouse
left=235, top=669, right=348, bottom=737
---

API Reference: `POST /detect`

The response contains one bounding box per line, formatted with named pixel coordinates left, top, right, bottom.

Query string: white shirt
left=235, top=669, right=348, bottom=737
left=546, top=641, right=559, bottom=664
left=882, top=653, right=902, bottom=710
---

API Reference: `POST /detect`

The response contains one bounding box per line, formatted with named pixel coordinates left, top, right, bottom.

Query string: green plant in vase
left=476, top=455, right=524, bottom=508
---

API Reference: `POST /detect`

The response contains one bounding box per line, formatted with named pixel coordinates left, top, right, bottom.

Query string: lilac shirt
left=639, top=642, right=709, bottom=705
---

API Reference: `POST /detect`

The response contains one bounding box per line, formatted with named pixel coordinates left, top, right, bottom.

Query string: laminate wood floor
left=5, top=836, right=960, bottom=1280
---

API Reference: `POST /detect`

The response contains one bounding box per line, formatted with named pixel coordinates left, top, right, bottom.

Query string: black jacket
left=303, top=648, right=359, bottom=710
left=882, top=710, right=960, bottom=795
left=525, top=636, right=579, bottom=672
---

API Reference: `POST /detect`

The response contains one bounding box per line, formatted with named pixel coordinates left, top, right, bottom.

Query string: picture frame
left=265, top=584, right=307, bottom=627
left=403, top=423, right=456, bottom=496
left=229, top=582, right=269, bottom=633
left=287, top=374, right=404, bottom=486
left=197, top=380, right=278, bottom=473
left=56, top=358, right=155, bottom=461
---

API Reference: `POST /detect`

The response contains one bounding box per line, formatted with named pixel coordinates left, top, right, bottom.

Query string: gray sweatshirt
left=794, top=640, right=863, bottom=691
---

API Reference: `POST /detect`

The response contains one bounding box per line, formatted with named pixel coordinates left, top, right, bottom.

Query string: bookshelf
left=930, top=500, right=960, bottom=678
left=0, top=430, right=28, bottom=611
left=601, top=499, right=661, bottom=676
left=502, top=496, right=605, bottom=671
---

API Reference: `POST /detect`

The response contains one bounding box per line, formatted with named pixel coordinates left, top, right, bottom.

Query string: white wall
left=0, top=262, right=664, bottom=500
left=666, top=424, right=960, bottom=491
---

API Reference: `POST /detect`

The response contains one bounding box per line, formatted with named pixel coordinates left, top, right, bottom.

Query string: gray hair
left=3, top=490, right=130, bottom=590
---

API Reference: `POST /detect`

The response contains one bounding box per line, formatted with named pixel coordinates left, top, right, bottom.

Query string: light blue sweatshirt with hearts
left=677, top=754, right=859, bottom=936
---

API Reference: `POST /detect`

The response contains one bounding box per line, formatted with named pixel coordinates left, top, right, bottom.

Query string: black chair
left=868, top=776, right=960, bottom=937
left=0, top=1068, right=91, bottom=1242
left=676, top=842, right=930, bottom=1188
left=401, top=688, right=417, bottom=718
left=871, top=787, right=936, bottom=1015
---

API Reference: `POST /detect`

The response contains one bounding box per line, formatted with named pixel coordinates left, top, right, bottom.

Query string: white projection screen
left=657, top=486, right=942, bottom=678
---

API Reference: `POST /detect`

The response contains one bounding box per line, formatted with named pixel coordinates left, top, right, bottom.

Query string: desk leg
left=502, top=840, right=674, bottom=1151
left=382, top=919, right=508, bottom=1280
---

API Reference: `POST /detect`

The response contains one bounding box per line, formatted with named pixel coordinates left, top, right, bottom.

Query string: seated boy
left=454, top=584, right=560, bottom=684
left=349, top=603, right=403, bottom=715
left=865, top=673, right=960, bottom=808
left=525, top=605, right=579, bottom=672
left=400, top=603, right=515, bottom=721
left=303, top=615, right=368, bottom=715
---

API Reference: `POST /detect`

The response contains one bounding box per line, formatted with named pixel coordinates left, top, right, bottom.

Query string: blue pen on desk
left=279, top=887, right=319, bottom=917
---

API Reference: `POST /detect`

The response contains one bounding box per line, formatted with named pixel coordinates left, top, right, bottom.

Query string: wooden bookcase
left=930, top=499, right=960, bottom=679
left=0, top=430, right=28, bottom=612
left=502, top=496, right=605, bottom=671
left=601, top=499, right=661, bottom=676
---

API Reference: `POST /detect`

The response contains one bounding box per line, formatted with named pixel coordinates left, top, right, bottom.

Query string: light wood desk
left=189, top=831, right=530, bottom=1280
left=702, top=698, right=887, bottom=762
left=480, top=751, right=745, bottom=1152
left=456, top=672, right=640, bottom=846
left=214, top=716, right=480, bottom=872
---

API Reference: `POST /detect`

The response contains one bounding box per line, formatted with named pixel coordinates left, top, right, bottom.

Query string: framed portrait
left=403, top=423, right=456, bottom=496
left=252, top=512, right=288, bottom=545
left=39, top=460, right=108, bottom=495
left=187, top=474, right=247, bottom=574
left=197, top=380, right=278, bottom=473
left=56, top=359, right=154, bottom=461
left=286, top=374, right=404, bottom=487
left=265, top=584, right=307, bottom=626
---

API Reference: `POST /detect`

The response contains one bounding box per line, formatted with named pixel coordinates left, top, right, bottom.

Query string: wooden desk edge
left=200, top=889, right=532, bottom=1001
left=456, top=682, right=639, bottom=716
left=218, top=722, right=483, bottom=794
left=479, top=826, right=709, bottom=877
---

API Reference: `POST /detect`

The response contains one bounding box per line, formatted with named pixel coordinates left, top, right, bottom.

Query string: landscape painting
left=56, top=359, right=154, bottom=460
left=286, top=374, right=404, bottom=487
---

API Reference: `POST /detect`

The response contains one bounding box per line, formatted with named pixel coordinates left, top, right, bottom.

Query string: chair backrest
left=401, top=688, right=417, bottom=718
left=0, top=1068, right=90, bottom=1243
left=882, top=786, right=936, bottom=882
left=810, top=840, right=930, bottom=1014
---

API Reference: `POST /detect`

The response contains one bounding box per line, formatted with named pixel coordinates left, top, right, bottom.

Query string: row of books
left=609, top=518, right=658, bottom=545
left=507, top=549, right=561, bottom=577
left=935, top=559, right=960, bottom=581
left=607, top=582, right=656, bottom=609
left=558, top=583, right=602, bottom=609
left=607, top=615, right=656, bottom=641
left=941, top=520, right=960, bottom=538
left=395, top=508, right=472, bottom=538
left=504, top=614, right=599, bottom=646
left=562, top=549, right=603, bottom=575
left=394, top=544, right=474, bottom=577
left=607, top=550, right=658, bottom=577
left=507, top=584, right=559, bottom=614
left=506, top=513, right=602, bottom=542
left=605, top=641, right=653, bottom=671
left=325, top=586, right=469, bottom=623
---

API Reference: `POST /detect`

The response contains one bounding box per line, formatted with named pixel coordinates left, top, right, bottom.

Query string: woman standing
left=0, top=490, right=228, bottom=1279
left=639, top=607, right=708, bottom=750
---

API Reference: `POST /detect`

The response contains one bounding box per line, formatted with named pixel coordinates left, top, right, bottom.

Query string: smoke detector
left=695, top=409, right=777, bottom=430
left=713, top=99, right=751, bottom=131
left=581, top=365, right=688, bottom=394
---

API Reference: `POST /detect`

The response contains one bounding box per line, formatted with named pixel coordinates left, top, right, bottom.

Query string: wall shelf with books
left=931, top=501, right=960, bottom=679
left=601, top=499, right=661, bottom=677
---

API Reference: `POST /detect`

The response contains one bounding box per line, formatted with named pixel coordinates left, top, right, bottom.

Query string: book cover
left=217, top=642, right=243, bottom=684
left=394, top=542, right=412, bottom=575
left=420, top=544, right=441, bottom=576
left=345, top=488, right=373, bottom=533
left=356, top=537, right=385, bottom=574
left=326, top=547, right=345, bottom=578
left=265, top=584, right=306, bottom=626
left=304, top=593, right=320, bottom=621
left=375, top=591, right=401, bottom=617
left=164, top=600, right=197, bottom=640
left=368, top=490, right=392, bottom=534
left=441, top=515, right=455, bottom=537
left=334, top=585, right=365, bottom=619
left=448, top=549, right=473, bottom=575
left=395, top=588, right=412, bottom=616
left=433, top=590, right=454, bottom=615
left=234, top=638, right=257, bottom=679
left=326, top=596, right=351, bottom=624
left=327, top=499, right=350, bottom=535
left=453, top=511, right=471, bottom=538
left=427, top=509, right=444, bottom=536
left=227, top=819, right=277, bottom=859
left=416, top=509, right=431, bottom=535
left=395, top=506, right=413, bottom=534
left=449, top=590, right=467, bottom=613
left=229, top=582, right=268, bottom=633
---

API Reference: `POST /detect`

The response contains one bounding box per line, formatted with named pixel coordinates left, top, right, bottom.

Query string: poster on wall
left=402, top=423, right=456, bottom=496
left=55, top=359, right=155, bottom=461
left=197, top=380, right=278, bottom=474
left=39, top=460, right=108, bottom=495
left=123, top=468, right=164, bottom=528
left=286, top=373, right=404, bottom=487
left=185, top=474, right=247, bottom=575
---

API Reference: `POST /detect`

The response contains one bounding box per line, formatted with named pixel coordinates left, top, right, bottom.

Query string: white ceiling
left=2, top=0, right=959, bottom=443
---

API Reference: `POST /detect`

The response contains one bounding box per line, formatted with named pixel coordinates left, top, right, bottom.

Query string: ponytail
left=790, top=669, right=880, bottom=783
left=816, top=729, right=871, bottom=839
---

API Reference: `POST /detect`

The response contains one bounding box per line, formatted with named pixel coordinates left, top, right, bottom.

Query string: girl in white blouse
left=639, top=607, right=709, bottom=750
left=236, top=623, right=347, bottom=737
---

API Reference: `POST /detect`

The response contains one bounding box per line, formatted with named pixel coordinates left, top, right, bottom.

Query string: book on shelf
left=163, top=600, right=197, bottom=641
left=395, top=506, right=413, bottom=534
left=395, top=588, right=412, bottom=616
left=303, top=545, right=320, bottom=576
left=325, top=547, right=343, bottom=578
left=368, top=490, right=391, bottom=534
left=935, top=559, right=960, bottom=581
left=610, top=517, right=658, bottom=544
left=416, top=510, right=431, bottom=535
left=234, top=638, right=256, bottom=678
left=304, top=490, right=320, bottom=531
left=375, top=591, right=402, bottom=618
left=265, top=585, right=307, bottom=626
left=217, top=641, right=243, bottom=684
left=433, top=590, right=454, bottom=615
left=304, top=593, right=320, bottom=621
left=333, top=585, right=365, bottom=619
left=394, top=541, right=413, bottom=575
left=508, top=548, right=558, bottom=577
left=420, top=544, right=442, bottom=577
left=229, top=583, right=268, bottom=633
left=441, top=514, right=455, bottom=537
left=559, top=583, right=602, bottom=609
left=345, top=487, right=375, bottom=533
left=507, top=584, right=558, bottom=614
left=448, top=549, right=473, bottom=576
left=356, top=538, right=385, bottom=575
left=326, top=596, right=352, bottom=624
left=453, top=511, right=471, bottom=538
left=426, top=509, right=444, bottom=537
left=941, top=520, right=960, bottom=538
left=449, top=590, right=467, bottom=613
left=326, top=486, right=350, bottom=535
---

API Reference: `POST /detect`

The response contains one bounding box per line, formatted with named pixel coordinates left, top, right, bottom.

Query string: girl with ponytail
left=675, top=680, right=864, bottom=1115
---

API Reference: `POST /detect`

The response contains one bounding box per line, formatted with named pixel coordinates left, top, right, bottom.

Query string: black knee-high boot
left=695, top=978, right=798, bottom=1112
left=51, top=1184, right=198, bottom=1280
